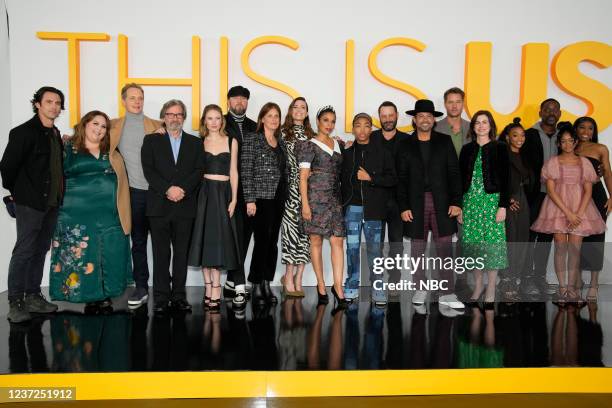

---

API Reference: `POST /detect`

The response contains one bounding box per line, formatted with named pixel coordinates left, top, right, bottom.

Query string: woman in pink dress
left=531, top=122, right=606, bottom=304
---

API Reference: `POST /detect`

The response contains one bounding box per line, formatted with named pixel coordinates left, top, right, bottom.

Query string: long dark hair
left=281, top=97, right=315, bottom=142
left=573, top=116, right=599, bottom=143
left=72, top=110, right=111, bottom=154
left=256, top=102, right=282, bottom=139
left=556, top=121, right=578, bottom=146
left=468, top=110, right=498, bottom=141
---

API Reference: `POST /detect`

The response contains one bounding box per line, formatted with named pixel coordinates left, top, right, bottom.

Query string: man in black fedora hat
left=223, top=85, right=257, bottom=309
left=396, top=99, right=464, bottom=315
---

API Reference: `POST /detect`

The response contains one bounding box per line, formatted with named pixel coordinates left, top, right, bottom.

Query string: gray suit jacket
left=436, top=117, right=471, bottom=154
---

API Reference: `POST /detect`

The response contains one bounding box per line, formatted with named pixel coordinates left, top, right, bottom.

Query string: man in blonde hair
left=110, top=83, right=162, bottom=309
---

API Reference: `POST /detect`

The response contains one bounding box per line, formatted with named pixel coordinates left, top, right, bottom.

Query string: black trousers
left=8, top=204, right=58, bottom=301
left=226, top=199, right=251, bottom=286
left=380, top=197, right=404, bottom=282
left=526, top=192, right=553, bottom=280
left=149, top=214, right=194, bottom=303
left=247, top=191, right=284, bottom=284
left=130, top=188, right=150, bottom=289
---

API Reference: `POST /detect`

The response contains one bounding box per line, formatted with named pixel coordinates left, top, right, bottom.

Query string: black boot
left=262, top=281, right=278, bottom=305
left=252, top=282, right=267, bottom=306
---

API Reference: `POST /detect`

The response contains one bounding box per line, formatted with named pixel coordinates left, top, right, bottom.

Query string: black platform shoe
left=262, top=280, right=278, bottom=305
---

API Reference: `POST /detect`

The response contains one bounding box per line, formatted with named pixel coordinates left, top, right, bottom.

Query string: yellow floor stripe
left=0, top=368, right=611, bottom=400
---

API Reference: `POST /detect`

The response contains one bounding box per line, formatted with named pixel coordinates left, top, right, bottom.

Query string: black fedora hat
left=405, top=99, right=443, bottom=117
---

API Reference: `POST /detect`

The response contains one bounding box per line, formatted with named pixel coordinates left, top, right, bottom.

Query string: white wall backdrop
left=0, top=0, right=12, bottom=293
left=0, top=0, right=610, bottom=291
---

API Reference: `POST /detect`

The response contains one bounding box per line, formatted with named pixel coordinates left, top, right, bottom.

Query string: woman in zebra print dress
left=280, top=97, right=315, bottom=296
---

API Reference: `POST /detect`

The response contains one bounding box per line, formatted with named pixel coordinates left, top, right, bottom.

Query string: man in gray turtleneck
left=110, top=83, right=162, bottom=309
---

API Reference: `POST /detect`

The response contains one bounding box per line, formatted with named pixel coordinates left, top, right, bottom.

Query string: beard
left=543, top=115, right=558, bottom=126
left=230, top=106, right=246, bottom=116
left=381, top=120, right=397, bottom=132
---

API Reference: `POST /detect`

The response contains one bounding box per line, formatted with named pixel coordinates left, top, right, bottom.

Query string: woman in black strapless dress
left=574, top=117, right=611, bottom=302
left=188, top=105, right=242, bottom=311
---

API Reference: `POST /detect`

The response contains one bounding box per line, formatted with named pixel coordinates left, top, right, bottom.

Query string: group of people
left=1, top=83, right=608, bottom=324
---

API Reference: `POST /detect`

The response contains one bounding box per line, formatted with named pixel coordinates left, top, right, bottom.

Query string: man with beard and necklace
left=223, top=86, right=257, bottom=309
left=520, top=98, right=562, bottom=297
left=436, top=88, right=471, bottom=299
left=370, top=101, right=408, bottom=291
left=397, top=99, right=464, bottom=316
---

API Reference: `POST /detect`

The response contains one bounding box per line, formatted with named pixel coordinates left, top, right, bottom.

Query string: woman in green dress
left=49, top=111, right=132, bottom=312
left=459, top=110, right=509, bottom=308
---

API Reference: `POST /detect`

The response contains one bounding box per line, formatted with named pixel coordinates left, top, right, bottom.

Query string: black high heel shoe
left=330, top=285, right=350, bottom=308
left=317, top=286, right=329, bottom=305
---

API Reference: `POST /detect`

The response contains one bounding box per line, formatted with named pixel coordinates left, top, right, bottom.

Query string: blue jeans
left=344, top=205, right=382, bottom=291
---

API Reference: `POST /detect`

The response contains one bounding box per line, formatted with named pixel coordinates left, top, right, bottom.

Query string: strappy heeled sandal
left=208, top=284, right=222, bottom=313
left=586, top=284, right=599, bottom=303
left=203, top=280, right=212, bottom=307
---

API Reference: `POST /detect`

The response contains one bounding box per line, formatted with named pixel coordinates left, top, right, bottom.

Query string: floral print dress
left=462, top=149, right=508, bottom=269
left=296, top=138, right=345, bottom=237
left=49, top=144, right=131, bottom=303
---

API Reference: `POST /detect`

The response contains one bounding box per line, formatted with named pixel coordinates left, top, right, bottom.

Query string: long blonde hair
left=199, top=104, right=228, bottom=138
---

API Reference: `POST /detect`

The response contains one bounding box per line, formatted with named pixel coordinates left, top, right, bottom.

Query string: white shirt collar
left=310, top=138, right=341, bottom=156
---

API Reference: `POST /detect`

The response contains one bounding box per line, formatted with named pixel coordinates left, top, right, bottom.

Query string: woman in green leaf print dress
left=49, top=111, right=131, bottom=312
left=459, top=110, right=509, bottom=307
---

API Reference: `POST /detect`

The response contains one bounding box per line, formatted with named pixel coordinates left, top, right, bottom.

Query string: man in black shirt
left=1, top=86, right=65, bottom=323
left=397, top=100, right=464, bottom=315
left=341, top=113, right=397, bottom=306
left=223, top=86, right=257, bottom=308
left=370, top=101, right=408, bottom=291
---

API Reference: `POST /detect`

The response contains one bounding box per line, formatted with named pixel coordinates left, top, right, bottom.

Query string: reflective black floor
left=1, top=286, right=610, bottom=373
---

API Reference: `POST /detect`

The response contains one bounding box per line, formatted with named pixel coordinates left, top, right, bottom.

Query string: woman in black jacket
left=241, top=102, right=287, bottom=305
left=498, top=118, right=534, bottom=302
left=459, top=110, right=509, bottom=307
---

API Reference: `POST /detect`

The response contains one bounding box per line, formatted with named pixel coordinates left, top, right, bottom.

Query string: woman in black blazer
left=241, top=102, right=287, bottom=305
left=459, top=110, right=509, bottom=307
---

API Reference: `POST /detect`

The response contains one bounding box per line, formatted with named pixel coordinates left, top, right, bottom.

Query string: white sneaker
left=413, top=303, right=427, bottom=315
left=439, top=293, right=465, bottom=310
left=439, top=303, right=465, bottom=317
left=412, top=290, right=428, bottom=305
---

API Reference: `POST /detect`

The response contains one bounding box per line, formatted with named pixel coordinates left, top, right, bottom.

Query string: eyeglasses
left=165, top=112, right=185, bottom=119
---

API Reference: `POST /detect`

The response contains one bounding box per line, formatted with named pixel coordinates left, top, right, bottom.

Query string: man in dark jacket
left=223, top=85, right=257, bottom=308
left=0, top=86, right=64, bottom=323
left=141, top=99, right=204, bottom=314
left=341, top=113, right=397, bottom=306
left=397, top=100, right=464, bottom=315
left=370, top=101, right=408, bottom=289
left=520, top=98, right=561, bottom=297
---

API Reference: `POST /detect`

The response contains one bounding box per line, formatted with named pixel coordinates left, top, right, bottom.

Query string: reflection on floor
left=1, top=286, right=610, bottom=373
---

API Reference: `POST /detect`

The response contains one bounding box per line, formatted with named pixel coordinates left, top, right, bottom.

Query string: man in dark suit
left=223, top=86, right=257, bottom=308
left=141, top=99, right=204, bottom=314
left=0, top=86, right=64, bottom=323
left=397, top=99, right=464, bottom=315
